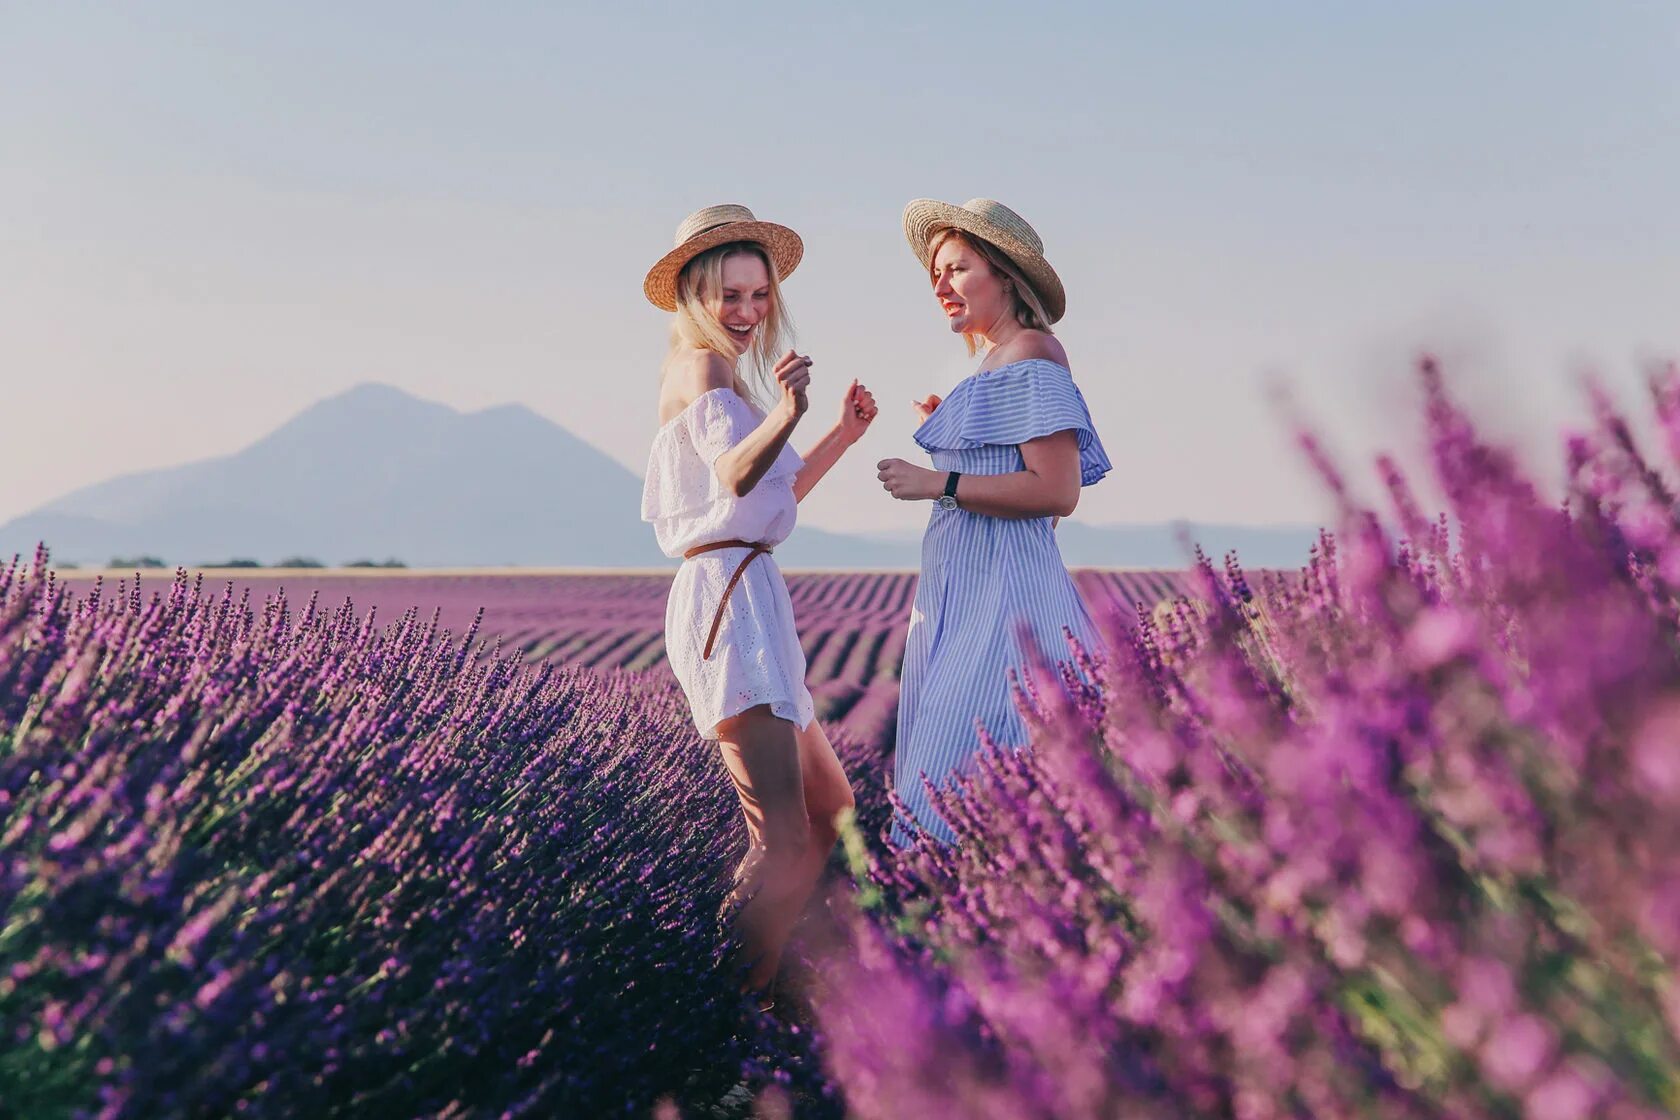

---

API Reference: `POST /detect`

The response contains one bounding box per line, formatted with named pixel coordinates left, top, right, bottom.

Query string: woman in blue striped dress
left=876, top=198, right=1111, bottom=845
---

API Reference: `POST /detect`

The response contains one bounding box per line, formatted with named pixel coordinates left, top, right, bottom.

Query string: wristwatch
left=936, top=471, right=961, bottom=511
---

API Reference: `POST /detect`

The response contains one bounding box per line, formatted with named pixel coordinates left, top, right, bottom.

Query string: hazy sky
left=4, top=2, right=1677, bottom=538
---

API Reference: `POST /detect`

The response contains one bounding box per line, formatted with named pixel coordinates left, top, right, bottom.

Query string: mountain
left=0, top=384, right=1322, bottom=570
left=0, top=384, right=675, bottom=567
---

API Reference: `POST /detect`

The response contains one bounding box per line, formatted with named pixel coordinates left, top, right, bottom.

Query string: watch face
left=937, top=495, right=957, bottom=511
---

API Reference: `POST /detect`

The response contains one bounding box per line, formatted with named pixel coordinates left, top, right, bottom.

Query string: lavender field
left=6, top=362, right=1680, bottom=1117
left=40, top=569, right=1189, bottom=751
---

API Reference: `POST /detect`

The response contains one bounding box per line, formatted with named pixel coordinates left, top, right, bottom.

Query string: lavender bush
left=817, top=361, right=1680, bottom=1119
left=0, top=560, right=836, bottom=1117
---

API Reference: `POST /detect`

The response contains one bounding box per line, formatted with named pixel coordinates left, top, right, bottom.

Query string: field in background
left=55, top=568, right=1194, bottom=745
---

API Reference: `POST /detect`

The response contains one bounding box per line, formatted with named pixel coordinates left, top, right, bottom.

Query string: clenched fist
left=876, top=457, right=942, bottom=502
left=773, top=349, right=812, bottom=419
left=840, top=380, right=878, bottom=444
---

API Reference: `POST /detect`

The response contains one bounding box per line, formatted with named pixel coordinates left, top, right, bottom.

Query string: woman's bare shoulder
left=658, top=349, right=734, bottom=423
left=1006, top=330, right=1070, bottom=367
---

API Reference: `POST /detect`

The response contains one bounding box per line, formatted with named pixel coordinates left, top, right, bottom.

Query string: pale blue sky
left=3, top=2, right=1677, bottom=535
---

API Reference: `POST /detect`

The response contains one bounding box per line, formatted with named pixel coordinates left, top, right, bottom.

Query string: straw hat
left=643, top=204, right=803, bottom=312
left=901, top=197, right=1066, bottom=324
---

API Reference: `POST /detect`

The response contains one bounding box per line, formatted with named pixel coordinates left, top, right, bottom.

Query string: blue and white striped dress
left=893, top=358, right=1111, bottom=845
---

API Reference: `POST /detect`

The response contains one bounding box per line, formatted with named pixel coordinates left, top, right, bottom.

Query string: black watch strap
left=943, top=471, right=961, bottom=499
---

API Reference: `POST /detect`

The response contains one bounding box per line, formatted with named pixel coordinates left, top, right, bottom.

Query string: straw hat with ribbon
left=901, top=197, right=1066, bottom=324
left=643, top=204, right=804, bottom=312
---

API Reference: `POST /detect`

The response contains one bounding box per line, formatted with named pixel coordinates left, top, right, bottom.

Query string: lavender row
left=47, top=571, right=1190, bottom=684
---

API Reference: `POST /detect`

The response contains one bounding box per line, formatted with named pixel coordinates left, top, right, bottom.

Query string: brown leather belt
left=682, top=539, right=774, bottom=659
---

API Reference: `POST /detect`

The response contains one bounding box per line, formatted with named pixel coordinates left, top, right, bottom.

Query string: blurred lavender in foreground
left=818, top=360, right=1680, bottom=1120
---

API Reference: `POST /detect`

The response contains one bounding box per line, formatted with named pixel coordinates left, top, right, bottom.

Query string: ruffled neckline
left=653, top=386, right=743, bottom=442
left=913, top=358, right=1072, bottom=443
left=642, top=386, right=804, bottom=522
left=911, top=356, right=1110, bottom=487
left=916, top=356, right=1069, bottom=420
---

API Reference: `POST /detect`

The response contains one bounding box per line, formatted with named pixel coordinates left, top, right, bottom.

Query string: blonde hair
left=929, top=228, right=1054, bottom=356
left=668, top=241, right=793, bottom=411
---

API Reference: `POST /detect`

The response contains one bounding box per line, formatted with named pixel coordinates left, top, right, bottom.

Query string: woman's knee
left=802, top=806, right=851, bottom=869
left=761, top=813, right=813, bottom=863
left=814, top=787, right=856, bottom=832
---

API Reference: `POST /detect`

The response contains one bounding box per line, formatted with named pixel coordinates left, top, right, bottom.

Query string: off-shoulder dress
left=641, top=387, right=816, bottom=740
left=894, top=358, right=1111, bottom=844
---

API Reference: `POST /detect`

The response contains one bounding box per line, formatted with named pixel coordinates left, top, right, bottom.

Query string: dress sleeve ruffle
left=684, top=387, right=758, bottom=465
left=641, top=387, right=802, bottom=523
left=913, top=359, right=1111, bottom=486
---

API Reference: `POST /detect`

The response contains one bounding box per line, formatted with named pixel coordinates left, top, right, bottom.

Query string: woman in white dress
left=641, top=204, right=876, bottom=996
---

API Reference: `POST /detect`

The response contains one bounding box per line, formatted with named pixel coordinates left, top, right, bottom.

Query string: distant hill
left=0, top=383, right=1320, bottom=570
left=0, top=384, right=675, bottom=567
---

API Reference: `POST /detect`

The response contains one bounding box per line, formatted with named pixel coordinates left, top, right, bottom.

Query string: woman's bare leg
left=792, top=718, right=856, bottom=891
left=715, top=705, right=813, bottom=992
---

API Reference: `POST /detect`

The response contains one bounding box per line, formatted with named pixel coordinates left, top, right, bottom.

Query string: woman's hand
left=839, top=380, right=878, bottom=444
left=912, top=394, right=942, bottom=425
left=774, top=350, right=812, bottom=421
left=876, top=458, right=944, bottom=502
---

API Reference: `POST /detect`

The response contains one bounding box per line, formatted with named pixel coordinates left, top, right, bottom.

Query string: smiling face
left=716, top=251, right=772, bottom=355
left=930, top=231, right=1012, bottom=340
left=670, top=241, right=792, bottom=403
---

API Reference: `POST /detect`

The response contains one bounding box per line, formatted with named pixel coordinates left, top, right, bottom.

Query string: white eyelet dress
left=641, top=387, right=816, bottom=741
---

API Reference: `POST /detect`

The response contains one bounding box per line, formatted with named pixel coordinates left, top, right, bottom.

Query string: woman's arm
left=794, top=380, right=877, bottom=502
left=675, top=349, right=811, bottom=497
left=715, top=391, right=803, bottom=498
left=875, top=430, right=1082, bottom=519
left=793, top=425, right=852, bottom=503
